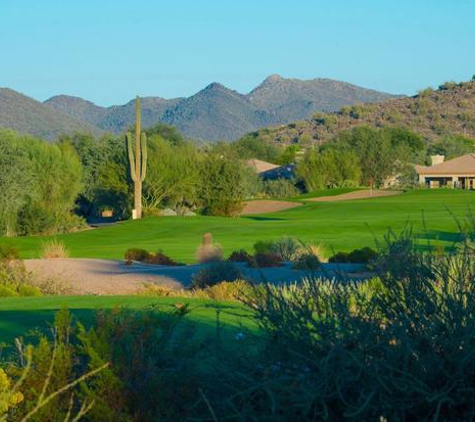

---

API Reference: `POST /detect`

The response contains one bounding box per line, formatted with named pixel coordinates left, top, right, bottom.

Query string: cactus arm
left=140, top=132, right=147, bottom=182
left=126, top=132, right=137, bottom=182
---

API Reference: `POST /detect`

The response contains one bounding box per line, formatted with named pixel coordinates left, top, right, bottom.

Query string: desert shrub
left=41, top=239, right=69, bottom=259
left=253, top=240, right=274, bottom=254
left=262, top=179, right=299, bottom=198
left=200, top=280, right=254, bottom=301
left=292, top=253, right=321, bottom=271
left=145, top=251, right=180, bottom=266
left=270, top=236, right=304, bottom=261
left=328, top=251, right=350, bottom=263
left=191, top=262, right=243, bottom=288
left=251, top=252, right=283, bottom=268
left=124, top=248, right=150, bottom=262
left=0, top=244, right=20, bottom=261
left=227, top=249, right=253, bottom=264
left=0, top=258, right=43, bottom=297
left=196, top=233, right=223, bottom=263
left=3, top=309, right=116, bottom=421
left=329, top=246, right=378, bottom=263
left=137, top=283, right=175, bottom=297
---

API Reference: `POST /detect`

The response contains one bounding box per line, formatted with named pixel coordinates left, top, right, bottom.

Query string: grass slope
left=0, top=296, right=254, bottom=345
left=1, top=190, right=474, bottom=262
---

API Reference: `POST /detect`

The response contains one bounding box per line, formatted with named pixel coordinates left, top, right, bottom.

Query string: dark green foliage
left=197, top=155, right=248, bottom=216
left=329, top=246, right=378, bottom=263
left=0, top=129, right=84, bottom=236
left=227, top=249, right=253, bottom=264
left=191, top=262, right=243, bottom=288
left=253, top=240, right=274, bottom=254
left=292, top=253, right=321, bottom=270
left=251, top=252, right=283, bottom=268
left=262, top=178, right=300, bottom=198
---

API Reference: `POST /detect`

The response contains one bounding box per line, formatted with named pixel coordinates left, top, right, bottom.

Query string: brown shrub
left=145, top=252, right=180, bottom=266
left=196, top=233, right=223, bottom=263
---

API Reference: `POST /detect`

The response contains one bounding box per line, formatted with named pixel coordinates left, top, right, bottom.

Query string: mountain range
left=1, top=76, right=399, bottom=141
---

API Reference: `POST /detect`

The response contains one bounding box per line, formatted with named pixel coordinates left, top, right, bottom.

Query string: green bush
left=329, top=246, right=378, bottom=263
left=292, top=253, right=321, bottom=271
left=253, top=240, right=274, bottom=254
left=145, top=251, right=180, bottom=266
left=271, top=236, right=304, bottom=261
left=191, top=262, right=243, bottom=288
left=251, top=252, right=283, bottom=268
left=262, top=179, right=299, bottom=198
left=227, top=249, right=253, bottom=264
left=124, top=248, right=150, bottom=262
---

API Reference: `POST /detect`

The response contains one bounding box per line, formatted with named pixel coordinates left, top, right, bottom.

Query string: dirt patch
left=25, top=259, right=183, bottom=295
left=241, top=200, right=301, bottom=215
left=307, top=189, right=403, bottom=202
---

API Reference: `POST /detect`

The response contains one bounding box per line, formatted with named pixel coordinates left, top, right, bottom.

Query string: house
left=415, top=154, right=475, bottom=189
left=245, top=158, right=296, bottom=181
left=245, top=159, right=280, bottom=174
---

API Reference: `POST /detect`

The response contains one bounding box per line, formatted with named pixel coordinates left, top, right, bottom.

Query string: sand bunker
left=241, top=200, right=301, bottom=215
left=308, top=189, right=403, bottom=202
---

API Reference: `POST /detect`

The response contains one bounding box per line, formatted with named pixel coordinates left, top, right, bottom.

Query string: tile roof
left=416, top=154, right=475, bottom=175
left=246, top=159, right=280, bottom=173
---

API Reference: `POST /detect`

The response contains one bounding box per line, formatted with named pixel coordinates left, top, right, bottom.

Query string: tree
left=197, top=155, right=249, bottom=216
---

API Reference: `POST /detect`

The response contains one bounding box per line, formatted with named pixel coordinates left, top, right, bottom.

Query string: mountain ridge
left=1, top=76, right=400, bottom=141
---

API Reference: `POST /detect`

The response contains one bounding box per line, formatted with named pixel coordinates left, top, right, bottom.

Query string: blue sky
left=1, top=0, right=474, bottom=105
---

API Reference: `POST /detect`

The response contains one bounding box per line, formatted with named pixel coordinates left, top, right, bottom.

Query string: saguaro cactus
left=126, top=96, right=147, bottom=219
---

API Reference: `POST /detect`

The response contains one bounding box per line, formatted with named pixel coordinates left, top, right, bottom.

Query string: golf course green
left=1, top=189, right=474, bottom=262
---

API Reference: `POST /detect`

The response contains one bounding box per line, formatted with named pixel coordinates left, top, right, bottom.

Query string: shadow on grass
left=0, top=304, right=257, bottom=348
left=244, top=216, right=287, bottom=221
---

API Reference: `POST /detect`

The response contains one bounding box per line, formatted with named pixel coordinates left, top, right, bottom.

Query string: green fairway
left=0, top=296, right=255, bottom=345
left=1, top=189, right=474, bottom=262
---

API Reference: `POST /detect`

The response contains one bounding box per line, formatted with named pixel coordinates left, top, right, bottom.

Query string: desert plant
left=250, top=252, right=282, bottom=268
left=262, top=179, right=299, bottom=198
left=227, top=249, right=253, bottom=264
left=126, top=97, right=147, bottom=220
left=253, top=240, right=274, bottom=254
left=329, top=246, right=378, bottom=263
left=145, top=252, right=180, bottom=266
left=191, top=262, right=243, bottom=288
left=40, top=239, right=69, bottom=259
left=196, top=233, right=223, bottom=263
left=124, top=248, right=150, bottom=262
left=292, top=253, right=321, bottom=271
left=271, top=236, right=304, bottom=261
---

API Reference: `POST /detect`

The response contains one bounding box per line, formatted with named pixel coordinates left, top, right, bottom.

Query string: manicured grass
left=0, top=296, right=256, bottom=345
left=292, top=187, right=361, bottom=200
left=1, top=189, right=474, bottom=262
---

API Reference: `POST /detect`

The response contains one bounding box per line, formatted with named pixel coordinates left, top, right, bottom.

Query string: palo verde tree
left=126, top=97, right=147, bottom=219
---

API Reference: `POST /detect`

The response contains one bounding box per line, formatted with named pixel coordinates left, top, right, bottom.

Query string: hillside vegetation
left=249, top=79, right=475, bottom=146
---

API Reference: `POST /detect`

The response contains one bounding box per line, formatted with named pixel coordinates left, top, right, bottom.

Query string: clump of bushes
left=191, top=262, right=243, bottom=288
left=292, top=253, right=321, bottom=271
left=329, top=246, right=378, bottom=264
left=262, top=179, right=300, bottom=198
left=250, top=252, right=283, bottom=268
left=196, top=232, right=223, bottom=263
left=227, top=249, right=253, bottom=264
left=124, top=248, right=180, bottom=266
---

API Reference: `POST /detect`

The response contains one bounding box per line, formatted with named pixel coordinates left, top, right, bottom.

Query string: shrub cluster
left=329, top=246, right=377, bottom=263
left=124, top=248, right=180, bottom=266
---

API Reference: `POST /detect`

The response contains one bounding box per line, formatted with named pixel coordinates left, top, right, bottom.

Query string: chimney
left=430, top=155, right=445, bottom=166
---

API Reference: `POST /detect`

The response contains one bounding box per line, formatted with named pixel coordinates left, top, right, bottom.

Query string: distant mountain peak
left=9, top=75, right=402, bottom=141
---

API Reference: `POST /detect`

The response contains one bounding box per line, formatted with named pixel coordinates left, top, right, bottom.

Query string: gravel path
left=24, top=259, right=369, bottom=295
